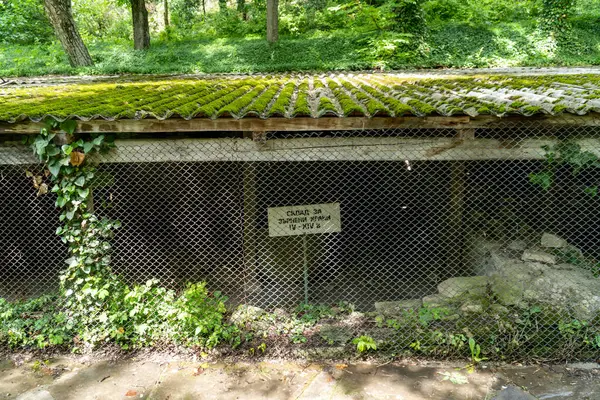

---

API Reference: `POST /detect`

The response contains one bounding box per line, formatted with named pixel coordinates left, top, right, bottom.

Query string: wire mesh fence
left=1, top=118, right=600, bottom=360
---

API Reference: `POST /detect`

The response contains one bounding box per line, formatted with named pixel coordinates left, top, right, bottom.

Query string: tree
left=237, top=0, right=247, bottom=20
left=266, top=0, right=278, bottom=43
left=164, top=0, right=169, bottom=28
left=43, top=0, right=93, bottom=67
left=130, top=0, right=150, bottom=50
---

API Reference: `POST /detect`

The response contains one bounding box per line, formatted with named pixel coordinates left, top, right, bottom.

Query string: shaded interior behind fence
left=1, top=126, right=600, bottom=311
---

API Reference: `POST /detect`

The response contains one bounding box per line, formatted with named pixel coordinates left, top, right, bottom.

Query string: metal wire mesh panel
left=1, top=120, right=600, bottom=359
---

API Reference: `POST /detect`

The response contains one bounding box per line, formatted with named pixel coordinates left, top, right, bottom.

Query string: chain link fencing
left=1, top=117, right=600, bottom=360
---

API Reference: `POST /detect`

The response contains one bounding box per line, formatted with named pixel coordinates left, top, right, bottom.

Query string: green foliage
left=17, top=121, right=238, bottom=351
left=171, top=283, right=240, bottom=348
left=468, top=337, right=487, bottom=364
left=540, top=0, right=576, bottom=37
left=424, top=0, right=539, bottom=25
left=352, top=335, right=377, bottom=353
left=529, top=141, right=600, bottom=194
left=295, top=302, right=352, bottom=323
left=73, top=0, right=131, bottom=42
left=0, top=0, right=53, bottom=44
left=391, top=0, right=426, bottom=37
left=0, top=295, right=72, bottom=349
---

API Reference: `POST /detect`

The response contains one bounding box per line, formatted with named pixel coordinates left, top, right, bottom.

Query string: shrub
left=0, top=295, right=73, bottom=349
left=0, top=0, right=54, bottom=44
left=0, top=281, right=238, bottom=351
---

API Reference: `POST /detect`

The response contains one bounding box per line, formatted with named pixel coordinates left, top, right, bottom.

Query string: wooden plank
left=1, top=114, right=600, bottom=135
left=2, top=136, right=599, bottom=165
left=0, top=116, right=473, bottom=134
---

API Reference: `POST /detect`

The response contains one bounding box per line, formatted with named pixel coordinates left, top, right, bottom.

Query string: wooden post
left=446, top=128, right=474, bottom=277
left=242, top=132, right=261, bottom=300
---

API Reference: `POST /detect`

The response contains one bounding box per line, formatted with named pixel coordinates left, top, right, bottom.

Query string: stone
left=438, top=276, right=490, bottom=298
left=554, top=263, right=577, bottom=271
left=521, top=249, right=556, bottom=265
left=422, top=294, right=447, bottom=308
left=507, top=240, right=528, bottom=252
left=530, top=269, right=600, bottom=320
left=229, top=305, right=265, bottom=325
left=460, top=302, right=483, bottom=313
left=492, top=385, right=537, bottom=400
left=490, top=304, right=510, bottom=315
left=541, top=233, right=568, bottom=248
left=567, top=362, right=600, bottom=370
left=375, top=300, right=422, bottom=315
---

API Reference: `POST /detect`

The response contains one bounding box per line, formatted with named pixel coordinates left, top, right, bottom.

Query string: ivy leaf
left=34, top=139, right=49, bottom=156
left=60, top=120, right=78, bottom=135
left=77, top=188, right=90, bottom=199
left=75, top=176, right=86, bottom=187
left=66, top=209, right=76, bottom=220
left=48, top=161, right=62, bottom=177
left=92, top=135, right=105, bottom=146
left=83, top=142, right=95, bottom=154
left=46, top=146, right=60, bottom=157
left=65, top=257, right=79, bottom=267
left=61, top=145, right=73, bottom=155
left=56, top=196, right=67, bottom=207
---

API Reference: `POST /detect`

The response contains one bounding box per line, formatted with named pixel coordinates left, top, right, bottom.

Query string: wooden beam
left=3, top=136, right=599, bottom=165
left=1, top=114, right=600, bottom=135
left=0, top=116, right=473, bottom=134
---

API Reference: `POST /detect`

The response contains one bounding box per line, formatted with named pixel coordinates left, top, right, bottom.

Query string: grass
left=0, top=17, right=599, bottom=77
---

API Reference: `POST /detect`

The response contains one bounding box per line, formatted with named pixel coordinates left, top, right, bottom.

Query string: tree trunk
left=237, top=0, right=247, bottom=19
left=164, top=0, right=169, bottom=28
left=202, top=0, right=206, bottom=15
left=131, top=0, right=150, bottom=50
left=266, top=0, right=278, bottom=43
left=43, top=0, right=93, bottom=67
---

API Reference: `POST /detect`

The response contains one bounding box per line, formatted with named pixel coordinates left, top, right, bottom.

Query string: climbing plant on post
left=30, top=120, right=121, bottom=343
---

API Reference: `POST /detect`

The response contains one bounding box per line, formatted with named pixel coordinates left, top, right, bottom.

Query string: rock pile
left=377, top=233, right=600, bottom=321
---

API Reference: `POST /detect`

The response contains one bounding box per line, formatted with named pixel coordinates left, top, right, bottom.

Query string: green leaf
left=92, top=135, right=105, bottom=146
left=74, top=176, right=86, bottom=187
left=83, top=142, right=95, bottom=154
left=46, top=146, right=60, bottom=157
left=66, top=209, right=75, bottom=220
left=60, top=120, right=77, bottom=135
left=48, top=161, right=62, bottom=177
left=61, top=145, right=73, bottom=155
left=77, top=188, right=90, bottom=199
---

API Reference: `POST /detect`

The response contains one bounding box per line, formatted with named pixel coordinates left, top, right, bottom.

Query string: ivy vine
left=529, top=141, right=600, bottom=196
left=24, top=121, right=238, bottom=349
left=28, top=120, right=121, bottom=340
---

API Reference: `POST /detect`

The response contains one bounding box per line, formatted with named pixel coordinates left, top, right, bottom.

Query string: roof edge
left=2, top=114, right=599, bottom=135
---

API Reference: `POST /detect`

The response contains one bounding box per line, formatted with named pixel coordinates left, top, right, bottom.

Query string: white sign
left=268, top=203, right=342, bottom=237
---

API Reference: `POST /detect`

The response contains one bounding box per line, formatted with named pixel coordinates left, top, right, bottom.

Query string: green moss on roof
left=1, top=73, right=600, bottom=123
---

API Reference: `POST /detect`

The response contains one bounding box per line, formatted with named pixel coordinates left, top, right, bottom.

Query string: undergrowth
left=1, top=18, right=599, bottom=78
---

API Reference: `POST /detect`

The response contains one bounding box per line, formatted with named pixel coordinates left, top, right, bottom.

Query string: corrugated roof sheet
left=1, top=73, right=600, bottom=123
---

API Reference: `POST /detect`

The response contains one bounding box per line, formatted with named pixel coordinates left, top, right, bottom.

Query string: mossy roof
left=1, top=73, right=600, bottom=123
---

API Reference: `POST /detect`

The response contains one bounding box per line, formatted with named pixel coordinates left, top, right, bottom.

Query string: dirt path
left=1, top=355, right=599, bottom=400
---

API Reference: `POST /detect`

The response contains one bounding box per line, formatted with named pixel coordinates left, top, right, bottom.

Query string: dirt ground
left=1, top=354, right=599, bottom=400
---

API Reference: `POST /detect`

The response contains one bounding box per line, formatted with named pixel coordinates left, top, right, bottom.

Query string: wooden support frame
left=1, top=114, right=600, bottom=135
left=3, top=135, right=600, bottom=165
